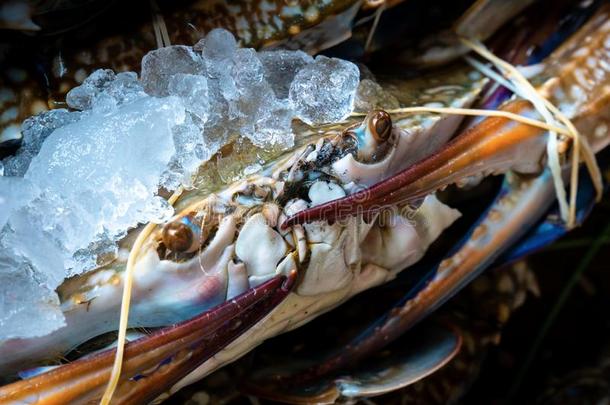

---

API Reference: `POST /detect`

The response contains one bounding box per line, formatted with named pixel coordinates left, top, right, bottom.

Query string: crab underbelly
left=166, top=194, right=460, bottom=397
left=165, top=265, right=387, bottom=398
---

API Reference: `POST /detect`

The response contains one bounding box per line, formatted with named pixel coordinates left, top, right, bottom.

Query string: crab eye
left=370, top=110, right=392, bottom=141
left=162, top=217, right=199, bottom=253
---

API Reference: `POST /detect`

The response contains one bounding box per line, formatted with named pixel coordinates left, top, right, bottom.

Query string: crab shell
left=0, top=65, right=485, bottom=382
left=1, top=3, right=610, bottom=403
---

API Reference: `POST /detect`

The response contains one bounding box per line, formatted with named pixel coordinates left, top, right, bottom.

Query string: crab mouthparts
left=282, top=100, right=549, bottom=229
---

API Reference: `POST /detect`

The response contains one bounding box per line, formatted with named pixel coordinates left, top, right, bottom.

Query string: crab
left=0, top=0, right=609, bottom=404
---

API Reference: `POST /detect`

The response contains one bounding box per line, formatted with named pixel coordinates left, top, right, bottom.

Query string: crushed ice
left=0, top=28, right=361, bottom=339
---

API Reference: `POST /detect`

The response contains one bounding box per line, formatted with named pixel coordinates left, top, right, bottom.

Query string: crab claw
left=282, top=100, right=548, bottom=228
left=241, top=323, right=461, bottom=404
left=0, top=273, right=295, bottom=404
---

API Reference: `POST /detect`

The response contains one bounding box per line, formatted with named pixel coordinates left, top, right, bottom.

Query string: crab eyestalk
left=282, top=100, right=552, bottom=228
left=344, top=110, right=394, bottom=163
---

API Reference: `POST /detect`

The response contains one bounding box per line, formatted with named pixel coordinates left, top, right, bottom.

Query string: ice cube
left=141, top=46, right=206, bottom=97
left=187, top=30, right=241, bottom=149
left=66, top=69, right=115, bottom=110
left=0, top=252, right=65, bottom=339
left=98, top=71, right=146, bottom=110
left=168, top=73, right=209, bottom=123
left=66, top=69, right=145, bottom=111
left=233, top=49, right=266, bottom=93
left=0, top=177, right=38, bottom=231
left=197, top=28, right=237, bottom=63
left=161, top=115, right=211, bottom=190
left=229, top=49, right=296, bottom=149
left=252, top=102, right=295, bottom=149
left=289, top=55, right=360, bottom=125
left=258, top=50, right=313, bottom=99
left=201, top=78, right=233, bottom=150
left=2, top=109, right=82, bottom=177
left=199, top=29, right=239, bottom=104
left=231, top=49, right=272, bottom=118
left=354, top=78, right=400, bottom=112
left=23, top=95, right=184, bottom=275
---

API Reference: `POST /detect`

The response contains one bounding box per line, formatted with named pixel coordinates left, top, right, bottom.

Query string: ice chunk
left=66, top=69, right=114, bottom=110
left=189, top=30, right=240, bottom=150
left=0, top=177, right=38, bottom=231
left=168, top=73, right=209, bottom=123
left=230, top=48, right=295, bottom=148
left=161, top=115, right=211, bottom=190
left=354, top=78, right=400, bottom=112
left=1, top=109, right=82, bottom=177
left=0, top=252, right=65, bottom=339
left=141, top=46, right=206, bottom=97
left=0, top=160, right=4, bottom=176
left=197, top=83, right=231, bottom=154
left=26, top=97, right=182, bottom=196
left=24, top=95, right=184, bottom=275
left=2, top=194, right=68, bottom=286
left=231, top=49, right=273, bottom=129
left=198, top=92, right=231, bottom=152
left=253, top=102, right=295, bottom=149
left=108, top=72, right=146, bottom=103
left=199, top=29, right=239, bottom=105
left=289, top=55, right=360, bottom=125
left=232, top=49, right=268, bottom=102
left=196, top=28, right=237, bottom=63
left=259, top=50, right=313, bottom=99
left=0, top=191, right=72, bottom=338
left=66, top=69, right=145, bottom=111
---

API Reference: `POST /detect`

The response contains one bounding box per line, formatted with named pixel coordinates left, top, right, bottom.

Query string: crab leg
left=0, top=273, right=295, bottom=404
left=282, top=99, right=548, bottom=228
left=244, top=161, right=608, bottom=403
left=243, top=323, right=462, bottom=404
left=284, top=0, right=610, bottom=229
left=271, top=6, right=610, bottom=385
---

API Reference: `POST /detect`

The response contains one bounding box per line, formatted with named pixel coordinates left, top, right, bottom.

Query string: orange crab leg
left=282, top=100, right=548, bottom=228
left=0, top=272, right=295, bottom=404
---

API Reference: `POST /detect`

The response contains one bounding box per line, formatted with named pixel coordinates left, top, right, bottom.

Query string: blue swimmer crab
left=0, top=0, right=609, bottom=403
